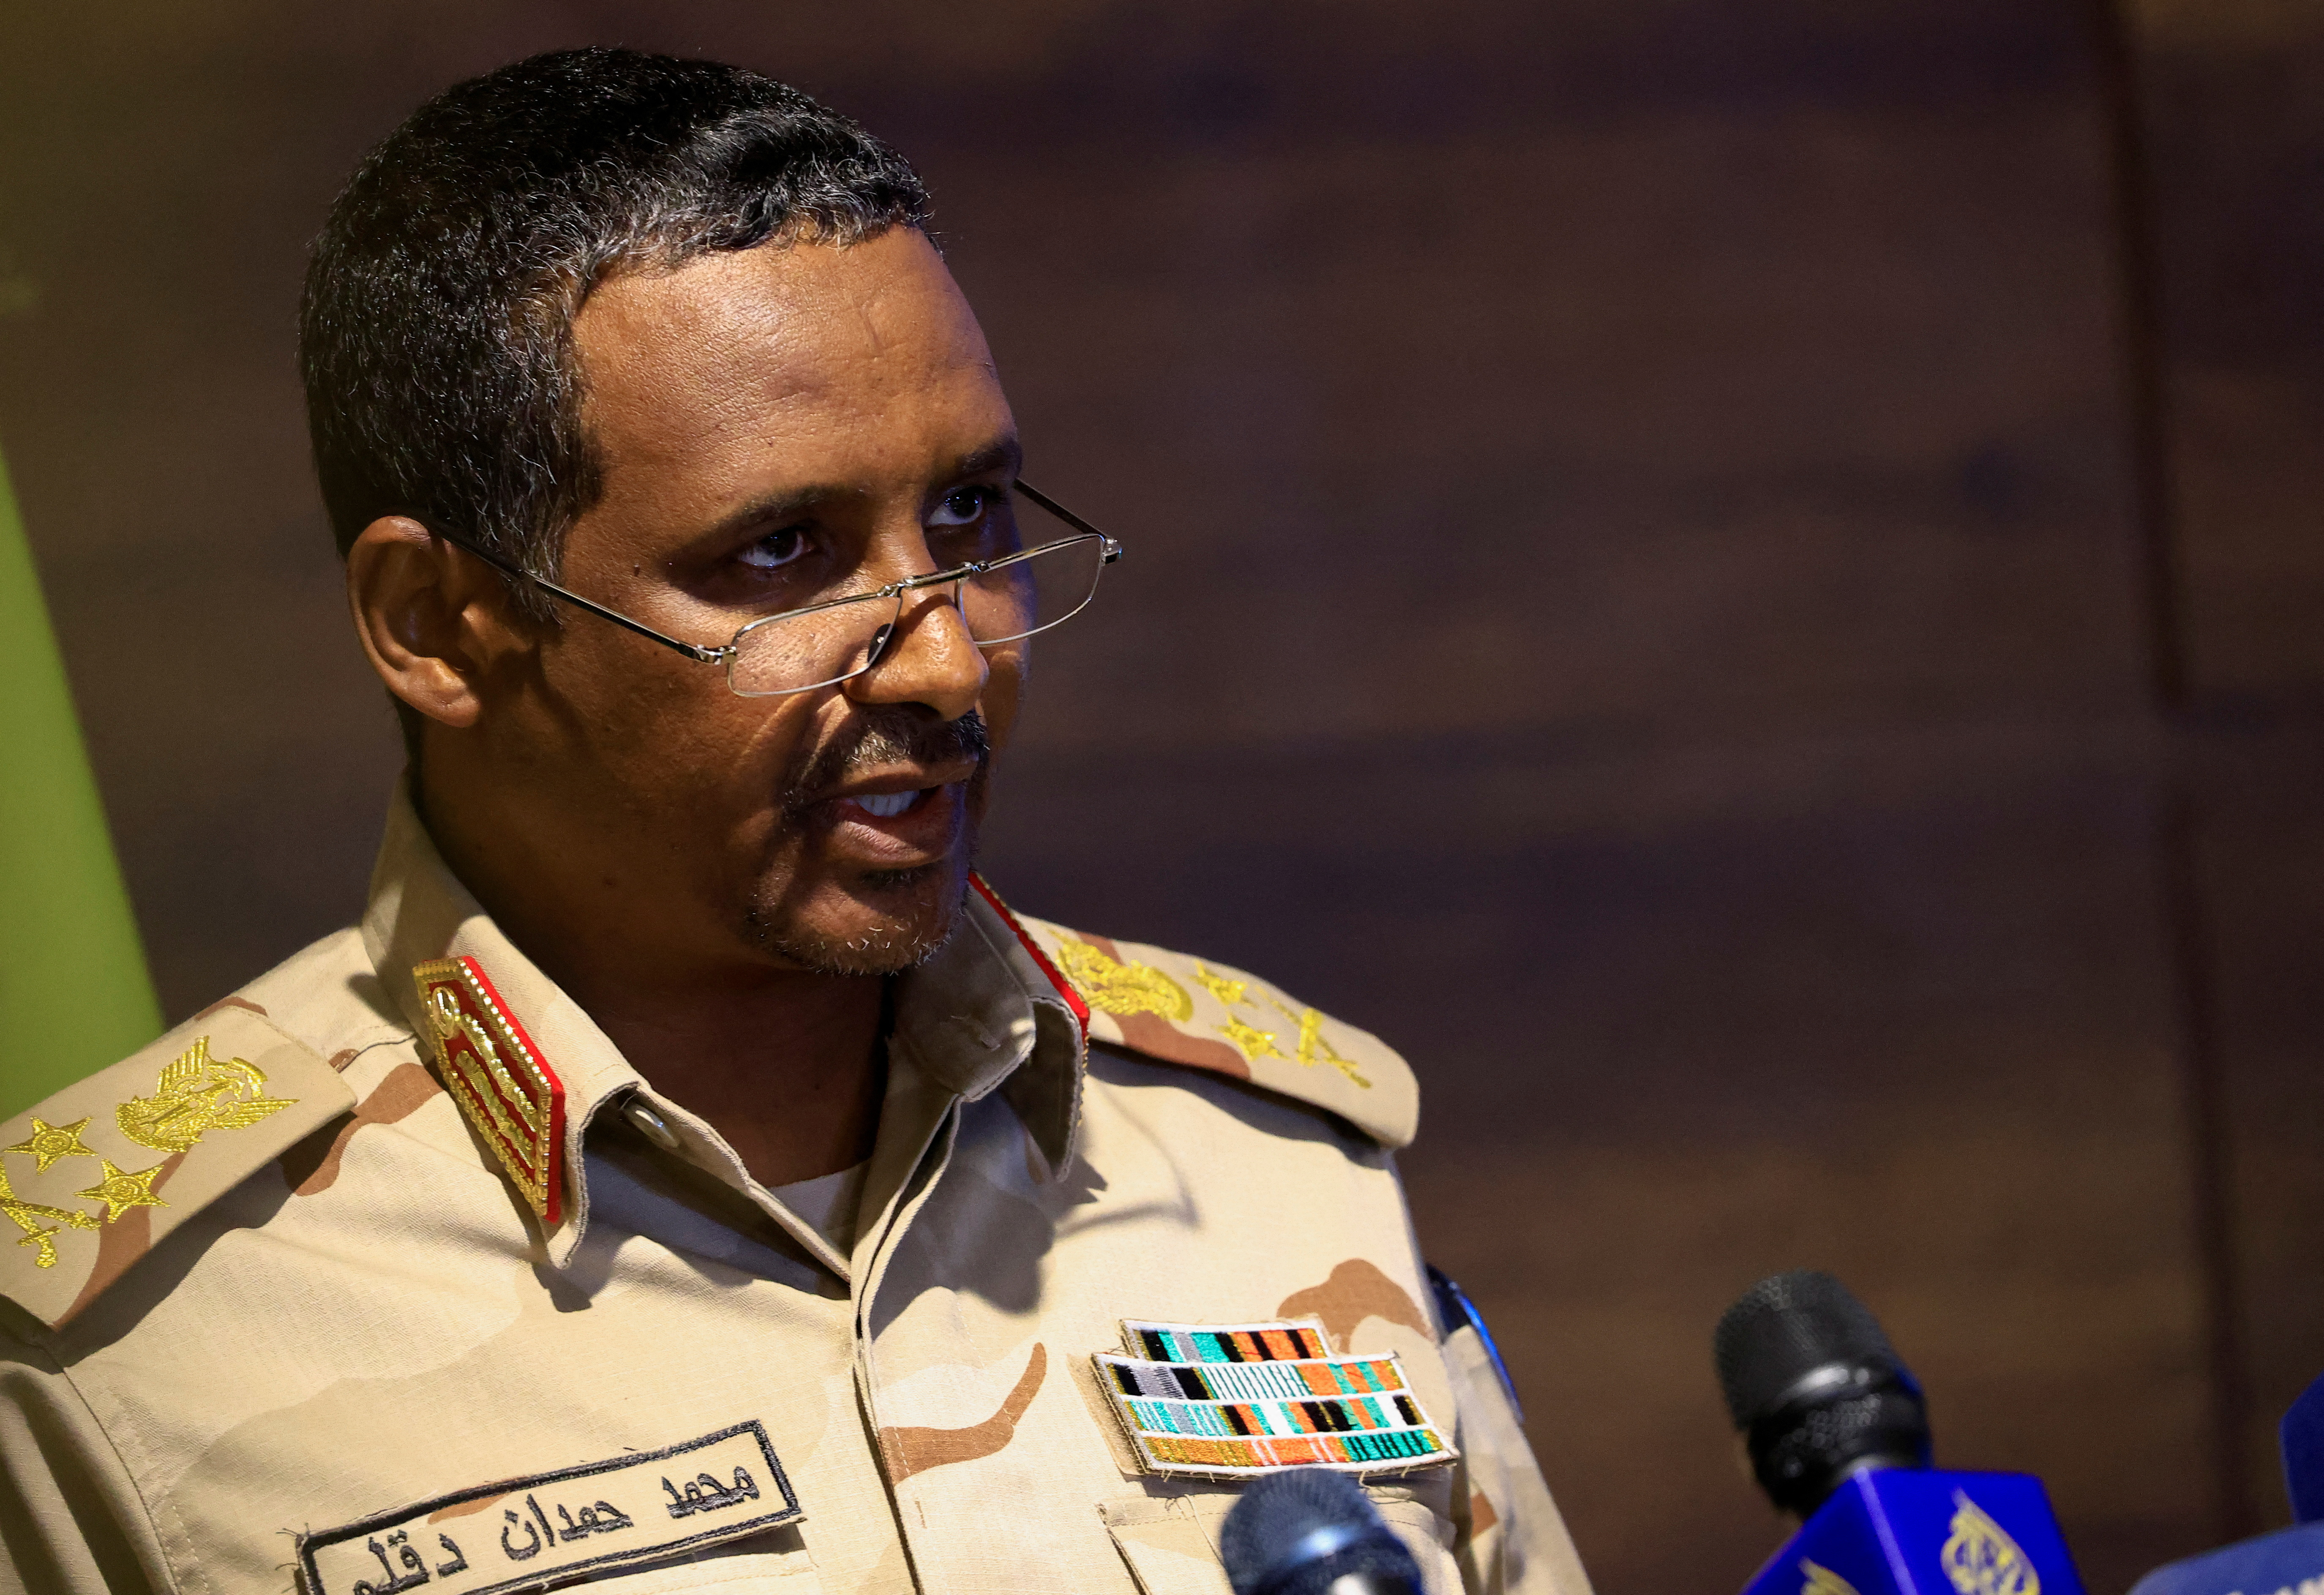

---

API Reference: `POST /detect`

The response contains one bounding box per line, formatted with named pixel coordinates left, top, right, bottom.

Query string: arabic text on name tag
left=301, top=1423, right=795, bottom=1595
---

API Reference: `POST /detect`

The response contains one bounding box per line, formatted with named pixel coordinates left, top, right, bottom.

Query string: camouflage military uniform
left=0, top=792, right=1590, bottom=1595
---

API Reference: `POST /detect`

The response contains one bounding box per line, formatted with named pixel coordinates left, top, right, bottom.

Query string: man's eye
left=927, top=487, right=994, bottom=529
left=737, top=526, right=810, bottom=570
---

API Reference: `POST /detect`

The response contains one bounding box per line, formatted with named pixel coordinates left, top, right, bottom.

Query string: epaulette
left=0, top=1002, right=354, bottom=1330
left=1007, top=910, right=1418, bottom=1150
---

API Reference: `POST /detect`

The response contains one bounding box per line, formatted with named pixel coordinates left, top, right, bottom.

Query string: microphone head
left=1220, top=1467, right=1423, bottom=1595
left=1713, top=1270, right=1933, bottom=1517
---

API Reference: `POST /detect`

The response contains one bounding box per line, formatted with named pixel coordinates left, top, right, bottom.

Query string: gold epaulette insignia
left=412, top=956, right=566, bottom=1223
left=3, top=1116, right=98, bottom=1173
left=971, top=893, right=1421, bottom=1150
left=0, top=1007, right=352, bottom=1327
left=0, top=1157, right=102, bottom=1269
left=76, top=1158, right=170, bottom=1222
left=1052, top=939, right=1192, bottom=1021
left=1054, top=938, right=1369, bottom=1087
left=117, top=1036, right=298, bottom=1153
left=1, top=1037, right=299, bottom=1268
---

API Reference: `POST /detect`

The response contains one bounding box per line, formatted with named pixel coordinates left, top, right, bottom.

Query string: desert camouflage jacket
left=0, top=792, right=1590, bottom=1595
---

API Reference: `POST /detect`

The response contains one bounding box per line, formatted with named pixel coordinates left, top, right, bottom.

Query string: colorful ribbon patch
left=1095, top=1318, right=1454, bottom=1477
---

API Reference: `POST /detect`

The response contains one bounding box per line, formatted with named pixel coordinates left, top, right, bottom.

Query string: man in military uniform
left=0, top=49, right=1590, bottom=1595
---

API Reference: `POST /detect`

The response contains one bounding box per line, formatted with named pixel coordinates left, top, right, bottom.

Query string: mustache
left=782, top=707, right=991, bottom=812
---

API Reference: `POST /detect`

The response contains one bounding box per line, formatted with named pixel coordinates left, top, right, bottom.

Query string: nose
left=846, top=581, right=989, bottom=723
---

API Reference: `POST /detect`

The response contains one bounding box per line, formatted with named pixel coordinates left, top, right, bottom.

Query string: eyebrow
left=951, top=436, right=1023, bottom=483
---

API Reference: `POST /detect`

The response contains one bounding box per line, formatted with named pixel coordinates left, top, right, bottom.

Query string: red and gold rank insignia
left=412, top=957, right=566, bottom=1223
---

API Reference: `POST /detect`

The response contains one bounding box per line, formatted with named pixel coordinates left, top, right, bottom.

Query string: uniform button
left=625, top=1099, right=681, bottom=1150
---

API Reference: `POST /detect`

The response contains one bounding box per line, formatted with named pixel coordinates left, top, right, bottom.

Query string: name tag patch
left=1095, top=1318, right=1456, bottom=1478
left=297, top=1421, right=801, bottom=1595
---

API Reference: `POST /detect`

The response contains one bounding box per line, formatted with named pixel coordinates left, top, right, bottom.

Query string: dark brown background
left=4, top=1, right=2321, bottom=1589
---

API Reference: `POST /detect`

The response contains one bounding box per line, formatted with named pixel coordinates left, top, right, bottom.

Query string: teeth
left=855, top=790, right=918, bottom=819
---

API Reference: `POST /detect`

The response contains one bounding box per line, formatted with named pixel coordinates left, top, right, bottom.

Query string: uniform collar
left=359, top=780, right=1088, bottom=1263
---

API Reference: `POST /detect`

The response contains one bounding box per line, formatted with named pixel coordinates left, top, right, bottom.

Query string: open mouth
left=818, top=778, right=966, bottom=865
left=849, top=789, right=930, bottom=820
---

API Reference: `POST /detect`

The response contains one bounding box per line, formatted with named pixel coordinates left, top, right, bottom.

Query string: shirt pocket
left=1099, top=1497, right=1234, bottom=1595
left=1099, top=1489, right=1461, bottom=1595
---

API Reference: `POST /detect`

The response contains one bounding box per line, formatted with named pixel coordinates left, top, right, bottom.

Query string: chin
left=747, top=860, right=968, bottom=976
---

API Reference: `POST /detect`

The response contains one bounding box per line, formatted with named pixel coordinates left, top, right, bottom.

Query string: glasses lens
left=726, top=592, right=901, bottom=698
left=718, top=491, right=1117, bottom=697
left=962, top=533, right=1110, bottom=646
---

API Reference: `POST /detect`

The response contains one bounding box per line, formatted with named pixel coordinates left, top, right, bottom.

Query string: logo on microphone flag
left=1942, top=1491, right=2040, bottom=1595
left=1741, top=1471, right=2081, bottom=1595
left=1094, top=1318, right=1455, bottom=1478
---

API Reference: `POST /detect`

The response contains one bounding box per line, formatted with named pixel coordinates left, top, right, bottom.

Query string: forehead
left=570, top=229, right=1003, bottom=480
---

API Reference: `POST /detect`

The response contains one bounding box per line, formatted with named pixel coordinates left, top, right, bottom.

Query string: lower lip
left=826, top=785, right=963, bottom=863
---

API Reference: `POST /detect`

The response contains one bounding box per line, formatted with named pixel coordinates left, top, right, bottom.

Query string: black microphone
left=1220, top=1467, right=1423, bottom=1595
left=1714, top=1269, right=1933, bottom=1516
left=1713, top=1271, right=2085, bottom=1595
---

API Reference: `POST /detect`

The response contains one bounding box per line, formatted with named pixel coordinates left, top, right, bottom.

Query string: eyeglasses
left=436, top=481, right=1123, bottom=698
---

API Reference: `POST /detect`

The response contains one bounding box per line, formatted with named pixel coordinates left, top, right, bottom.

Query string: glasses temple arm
left=1014, top=480, right=1115, bottom=544
left=432, top=531, right=726, bottom=664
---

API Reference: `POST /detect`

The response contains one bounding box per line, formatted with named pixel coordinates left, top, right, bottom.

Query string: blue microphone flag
left=2282, top=1369, right=2324, bottom=1526
left=2129, top=1520, right=2324, bottom=1595
left=1740, top=1469, right=2081, bottom=1595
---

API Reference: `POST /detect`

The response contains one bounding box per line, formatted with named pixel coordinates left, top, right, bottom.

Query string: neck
left=585, top=971, right=888, bottom=1189
left=417, top=774, right=888, bottom=1190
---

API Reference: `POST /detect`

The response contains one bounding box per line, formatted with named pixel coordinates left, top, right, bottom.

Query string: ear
left=346, top=517, right=527, bottom=729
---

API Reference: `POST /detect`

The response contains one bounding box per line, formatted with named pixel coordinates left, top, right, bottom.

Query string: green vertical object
left=0, top=443, right=163, bottom=1116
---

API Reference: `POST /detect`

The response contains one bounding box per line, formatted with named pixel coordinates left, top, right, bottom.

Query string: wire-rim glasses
left=436, top=481, right=1123, bottom=698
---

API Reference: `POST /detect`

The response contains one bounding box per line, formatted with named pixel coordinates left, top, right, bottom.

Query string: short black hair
left=299, top=48, right=931, bottom=614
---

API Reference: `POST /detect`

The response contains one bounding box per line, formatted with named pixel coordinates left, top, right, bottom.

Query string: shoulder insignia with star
left=966, top=878, right=1418, bottom=1149
left=0, top=1003, right=355, bottom=1330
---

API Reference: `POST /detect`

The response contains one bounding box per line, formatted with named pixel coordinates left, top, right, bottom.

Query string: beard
left=741, top=706, right=993, bottom=976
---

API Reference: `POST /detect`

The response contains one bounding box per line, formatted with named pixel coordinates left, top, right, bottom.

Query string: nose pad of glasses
left=862, top=619, right=897, bottom=671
